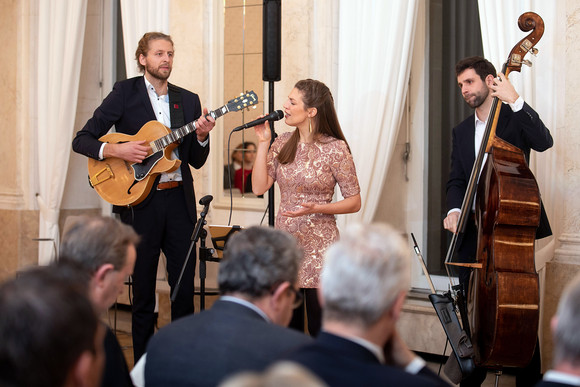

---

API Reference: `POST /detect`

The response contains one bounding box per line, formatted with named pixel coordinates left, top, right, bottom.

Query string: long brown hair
left=278, top=79, right=351, bottom=164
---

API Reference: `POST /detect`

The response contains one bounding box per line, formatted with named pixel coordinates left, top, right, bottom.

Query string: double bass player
left=443, top=56, right=553, bottom=386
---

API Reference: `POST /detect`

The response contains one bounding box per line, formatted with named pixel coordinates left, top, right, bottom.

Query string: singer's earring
left=309, top=117, right=312, bottom=133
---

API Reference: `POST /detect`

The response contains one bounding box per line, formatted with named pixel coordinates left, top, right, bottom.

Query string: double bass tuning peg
left=520, top=39, right=539, bottom=56
left=510, top=54, right=533, bottom=68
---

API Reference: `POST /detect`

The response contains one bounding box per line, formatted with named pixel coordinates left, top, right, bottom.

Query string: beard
left=145, top=62, right=172, bottom=81
left=464, top=88, right=488, bottom=109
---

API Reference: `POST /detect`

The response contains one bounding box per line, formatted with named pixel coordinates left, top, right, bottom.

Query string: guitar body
left=86, top=90, right=258, bottom=206
left=88, top=121, right=181, bottom=206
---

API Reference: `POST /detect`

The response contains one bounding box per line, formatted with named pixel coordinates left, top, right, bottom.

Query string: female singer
left=252, top=79, right=361, bottom=335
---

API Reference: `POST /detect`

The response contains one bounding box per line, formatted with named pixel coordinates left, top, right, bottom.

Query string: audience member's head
left=0, top=265, right=104, bottom=387
left=59, top=215, right=139, bottom=314
left=231, top=143, right=244, bottom=167
left=218, top=226, right=303, bottom=325
left=219, top=361, right=327, bottom=387
left=321, top=223, right=410, bottom=332
left=551, top=273, right=580, bottom=371
left=241, top=141, right=257, bottom=167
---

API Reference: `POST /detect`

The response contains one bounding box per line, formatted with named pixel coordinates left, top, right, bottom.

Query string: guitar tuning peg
left=531, top=47, right=539, bottom=56
left=522, top=59, right=532, bottom=67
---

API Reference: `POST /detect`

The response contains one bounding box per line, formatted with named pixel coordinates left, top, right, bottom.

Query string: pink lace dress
left=267, top=132, right=360, bottom=287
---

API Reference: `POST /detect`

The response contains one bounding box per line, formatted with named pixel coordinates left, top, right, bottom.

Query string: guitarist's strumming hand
left=196, top=107, right=216, bottom=142
left=103, top=141, right=149, bottom=164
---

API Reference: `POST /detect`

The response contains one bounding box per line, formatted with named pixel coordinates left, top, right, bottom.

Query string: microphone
left=232, top=110, right=284, bottom=132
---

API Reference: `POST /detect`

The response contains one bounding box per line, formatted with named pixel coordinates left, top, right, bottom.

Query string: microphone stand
left=267, top=81, right=277, bottom=227
left=171, top=195, right=216, bottom=310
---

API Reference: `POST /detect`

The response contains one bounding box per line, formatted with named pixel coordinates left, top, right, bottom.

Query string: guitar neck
left=151, top=104, right=228, bottom=152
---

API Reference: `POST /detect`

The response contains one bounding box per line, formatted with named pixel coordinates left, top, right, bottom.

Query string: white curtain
left=120, top=0, right=170, bottom=78
left=35, top=0, right=88, bottom=264
left=478, top=1, right=558, bottom=270
left=336, top=0, right=418, bottom=226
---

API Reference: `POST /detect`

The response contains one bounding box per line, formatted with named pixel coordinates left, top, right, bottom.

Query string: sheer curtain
left=120, top=0, right=169, bottom=78
left=477, top=1, right=558, bottom=270
left=336, top=0, right=418, bottom=226
left=35, top=0, right=88, bottom=264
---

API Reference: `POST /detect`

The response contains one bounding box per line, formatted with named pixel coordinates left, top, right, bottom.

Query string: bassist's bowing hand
left=196, top=107, right=216, bottom=142
left=103, top=140, right=149, bottom=164
left=443, top=211, right=460, bottom=234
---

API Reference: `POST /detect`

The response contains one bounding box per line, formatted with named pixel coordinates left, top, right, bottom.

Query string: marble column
left=541, top=0, right=580, bottom=371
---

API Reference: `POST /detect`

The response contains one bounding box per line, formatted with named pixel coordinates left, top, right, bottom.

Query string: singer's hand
left=281, top=202, right=317, bottom=217
left=196, top=108, right=216, bottom=142
left=254, top=116, right=272, bottom=143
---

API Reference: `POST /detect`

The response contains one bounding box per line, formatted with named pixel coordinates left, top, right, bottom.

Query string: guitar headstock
left=227, top=90, right=258, bottom=112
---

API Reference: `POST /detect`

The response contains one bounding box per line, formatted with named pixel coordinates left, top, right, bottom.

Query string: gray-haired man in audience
left=535, top=273, right=580, bottom=386
left=283, top=222, right=449, bottom=386
left=59, top=215, right=139, bottom=387
left=139, top=226, right=312, bottom=387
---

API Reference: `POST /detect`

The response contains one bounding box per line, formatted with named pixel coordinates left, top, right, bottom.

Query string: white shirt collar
left=543, top=370, right=580, bottom=385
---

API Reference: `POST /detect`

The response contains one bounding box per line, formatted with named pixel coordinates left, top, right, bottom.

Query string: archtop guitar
left=87, top=91, right=258, bottom=206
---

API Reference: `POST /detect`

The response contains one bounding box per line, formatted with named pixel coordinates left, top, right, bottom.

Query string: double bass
left=445, top=12, right=545, bottom=369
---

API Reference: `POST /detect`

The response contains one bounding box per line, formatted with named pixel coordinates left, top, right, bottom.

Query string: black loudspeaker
left=263, top=0, right=281, bottom=82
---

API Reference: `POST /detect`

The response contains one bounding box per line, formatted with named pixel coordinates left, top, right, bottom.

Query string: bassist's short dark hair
left=455, top=56, right=497, bottom=81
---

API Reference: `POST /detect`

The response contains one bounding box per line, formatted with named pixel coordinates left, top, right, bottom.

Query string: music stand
left=209, top=225, right=243, bottom=259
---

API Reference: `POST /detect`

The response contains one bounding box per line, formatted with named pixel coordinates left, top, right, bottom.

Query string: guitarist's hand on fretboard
left=103, top=140, right=149, bottom=164
left=195, top=107, right=216, bottom=142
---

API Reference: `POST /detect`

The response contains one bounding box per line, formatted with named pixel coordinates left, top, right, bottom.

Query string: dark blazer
left=102, top=325, right=133, bottom=387
left=446, top=102, right=553, bottom=261
left=144, top=299, right=312, bottom=387
left=72, top=76, right=209, bottom=222
left=283, top=332, right=450, bottom=387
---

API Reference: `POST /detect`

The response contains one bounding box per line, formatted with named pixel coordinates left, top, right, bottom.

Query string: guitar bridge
left=89, top=164, right=114, bottom=187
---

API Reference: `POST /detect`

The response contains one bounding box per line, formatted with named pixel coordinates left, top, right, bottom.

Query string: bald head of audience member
left=59, top=215, right=139, bottom=314
left=218, top=226, right=304, bottom=326
left=0, top=265, right=104, bottom=387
